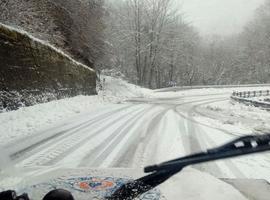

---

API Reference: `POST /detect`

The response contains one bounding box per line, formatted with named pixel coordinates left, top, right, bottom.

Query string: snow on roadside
left=247, top=96, right=270, bottom=105
left=152, top=86, right=270, bottom=98
left=98, top=75, right=151, bottom=101
left=202, top=100, right=270, bottom=133
left=0, top=96, right=105, bottom=146
left=182, top=86, right=270, bottom=135
left=0, top=76, right=152, bottom=146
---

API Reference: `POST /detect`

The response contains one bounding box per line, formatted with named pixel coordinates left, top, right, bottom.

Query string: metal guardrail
left=231, top=90, right=270, bottom=109
left=232, top=90, right=270, bottom=98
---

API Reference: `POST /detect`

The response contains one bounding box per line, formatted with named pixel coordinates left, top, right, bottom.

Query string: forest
left=102, top=0, right=270, bottom=88
left=1, top=0, right=270, bottom=89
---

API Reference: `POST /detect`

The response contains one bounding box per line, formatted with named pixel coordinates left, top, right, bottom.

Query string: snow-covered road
left=1, top=76, right=270, bottom=200
left=3, top=91, right=270, bottom=184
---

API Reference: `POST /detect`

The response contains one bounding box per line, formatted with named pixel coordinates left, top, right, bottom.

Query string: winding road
left=3, top=91, right=270, bottom=182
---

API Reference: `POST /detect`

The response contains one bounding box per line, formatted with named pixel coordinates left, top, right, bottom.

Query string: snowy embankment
left=0, top=76, right=151, bottom=146
left=196, top=86, right=270, bottom=135
left=230, top=89, right=270, bottom=110
left=244, top=96, right=270, bottom=106
left=250, top=96, right=270, bottom=103
left=154, top=86, right=270, bottom=98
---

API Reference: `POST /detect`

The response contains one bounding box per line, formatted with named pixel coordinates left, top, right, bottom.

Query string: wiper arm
left=146, top=134, right=270, bottom=172
left=108, top=134, right=270, bottom=200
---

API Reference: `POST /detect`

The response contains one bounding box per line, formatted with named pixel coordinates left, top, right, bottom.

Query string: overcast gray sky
left=177, top=0, right=265, bottom=36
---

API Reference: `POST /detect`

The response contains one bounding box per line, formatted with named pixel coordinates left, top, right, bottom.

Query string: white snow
left=98, top=75, right=151, bottom=101
left=0, top=76, right=151, bottom=146
left=153, top=86, right=270, bottom=98
left=161, top=168, right=248, bottom=200
left=0, top=96, right=103, bottom=145
left=1, top=78, right=270, bottom=200
left=202, top=98, right=270, bottom=133
left=245, top=96, right=270, bottom=105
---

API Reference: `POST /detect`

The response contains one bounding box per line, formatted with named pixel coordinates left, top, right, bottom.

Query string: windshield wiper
left=107, top=134, right=270, bottom=200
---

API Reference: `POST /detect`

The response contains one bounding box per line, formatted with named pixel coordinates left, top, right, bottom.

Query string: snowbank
left=0, top=96, right=106, bottom=145
left=202, top=100, right=270, bottom=133
left=98, top=76, right=151, bottom=101
left=153, top=86, right=270, bottom=98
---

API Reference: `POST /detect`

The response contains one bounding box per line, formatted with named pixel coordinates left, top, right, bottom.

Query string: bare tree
left=104, top=0, right=200, bottom=88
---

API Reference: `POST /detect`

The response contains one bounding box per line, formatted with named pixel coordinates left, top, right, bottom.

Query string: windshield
left=1, top=0, right=270, bottom=200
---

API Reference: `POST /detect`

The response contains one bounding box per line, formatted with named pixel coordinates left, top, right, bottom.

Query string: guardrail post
left=232, top=90, right=270, bottom=109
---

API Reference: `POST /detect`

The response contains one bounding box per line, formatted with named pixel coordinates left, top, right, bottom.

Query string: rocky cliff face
left=0, top=0, right=105, bottom=68
left=0, top=23, right=96, bottom=111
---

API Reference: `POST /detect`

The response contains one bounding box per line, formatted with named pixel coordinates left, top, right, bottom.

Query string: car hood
left=1, top=167, right=269, bottom=200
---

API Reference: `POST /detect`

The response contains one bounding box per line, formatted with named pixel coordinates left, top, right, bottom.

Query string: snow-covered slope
left=98, top=75, right=151, bottom=101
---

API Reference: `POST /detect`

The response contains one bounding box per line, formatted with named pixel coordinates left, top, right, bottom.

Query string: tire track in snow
left=117, top=97, right=230, bottom=168
left=77, top=105, right=157, bottom=167
left=127, top=92, right=230, bottom=104
left=188, top=99, right=256, bottom=178
left=194, top=99, right=270, bottom=180
left=16, top=105, right=143, bottom=167
left=43, top=106, right=150, bottom=166
left=9, top=105, right=132, bottom=161
left=174, top=98, right=239, bottom=137
left=112, top=97, right=230, bottom=168
left=183, top=111, right=224, bottom=176
left=197, top=131, right=246, bottom=179
left=172, top=98, right=230, bottom=176
left=175, top=98, right=246, bottom=178
left=82, top=106, right=158, bottom=168
left=191, top=100, right=246, bottom=136
left=111, top=109, right=169, bottom=168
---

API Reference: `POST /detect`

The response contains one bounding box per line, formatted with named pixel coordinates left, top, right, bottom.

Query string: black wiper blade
left=108, top=134, right=270, bottom=200
left=146, top=134, right=270, bottom=172
left=107, top=169, right=179, bottom=200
